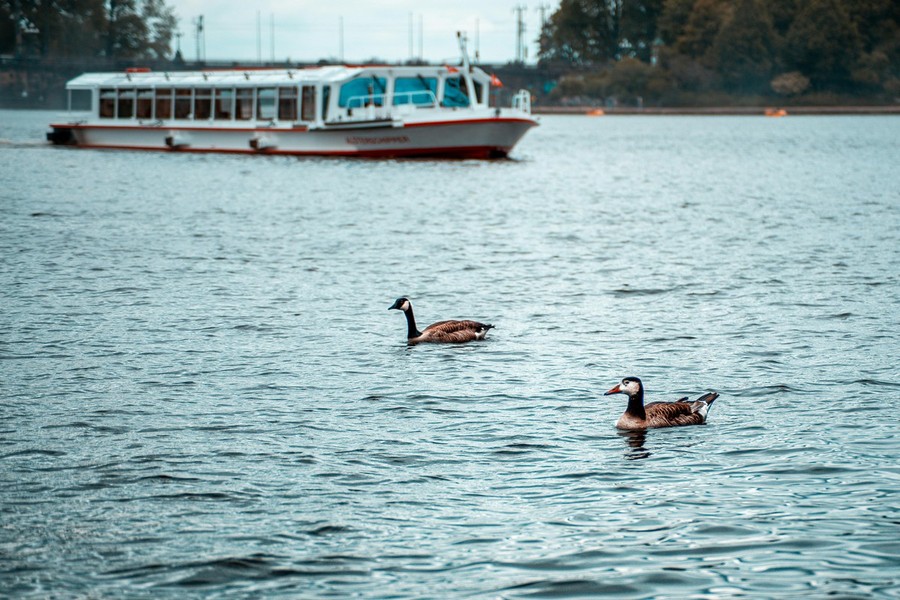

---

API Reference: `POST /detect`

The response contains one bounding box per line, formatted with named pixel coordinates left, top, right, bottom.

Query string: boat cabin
left=63, top=65, right=494, bottom=129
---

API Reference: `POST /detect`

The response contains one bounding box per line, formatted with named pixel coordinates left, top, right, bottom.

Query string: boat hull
left=47, top=117, right=536, bottom=159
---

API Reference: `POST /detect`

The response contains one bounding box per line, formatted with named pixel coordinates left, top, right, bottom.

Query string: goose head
left=389, top=297, right=412, bottom=312
left=604, top=377, right=643, bottom=398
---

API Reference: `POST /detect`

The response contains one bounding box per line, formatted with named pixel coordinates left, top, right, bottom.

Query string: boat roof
left=66, top=64, right=484, bottom=88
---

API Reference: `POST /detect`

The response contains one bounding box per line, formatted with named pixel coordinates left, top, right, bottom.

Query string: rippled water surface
left=2, top=109, right=899, bottom=598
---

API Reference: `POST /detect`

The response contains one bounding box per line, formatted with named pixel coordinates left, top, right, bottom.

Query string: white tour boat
left=47, top=36, right=537, bottom=159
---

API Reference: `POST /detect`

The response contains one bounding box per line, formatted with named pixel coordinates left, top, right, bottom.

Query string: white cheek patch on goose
left=401, top=300, right=410, bottom=311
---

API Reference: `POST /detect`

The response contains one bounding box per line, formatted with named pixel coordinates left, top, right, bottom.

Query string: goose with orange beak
left=605, top=377, right=719, bottom=430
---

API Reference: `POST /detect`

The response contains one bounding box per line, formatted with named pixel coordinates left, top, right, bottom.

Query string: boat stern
left=46, top=125, right=76, bottom=146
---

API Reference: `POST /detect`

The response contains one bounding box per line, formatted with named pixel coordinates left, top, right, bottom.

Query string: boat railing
left=345, top=90, right=438, bottom=113
left=512, top=89, right=532, bottom=114
left=392, top=90, right=437, bottom=107
left=345, top=93, right=389, bottom=110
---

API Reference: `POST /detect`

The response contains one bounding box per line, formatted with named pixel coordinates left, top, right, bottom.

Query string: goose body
left=605, top=377, right=718, bottom=430
left=389, top=297, right=493, bottom=344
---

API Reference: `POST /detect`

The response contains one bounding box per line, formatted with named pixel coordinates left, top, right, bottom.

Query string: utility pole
left=475, top=18, right=480, bottom=63
left=418, top=14, right=423, bottom=62
left=339, top=16, right=344, bottom=62
left=193, top=15, right=204, bottom=63
left=536, top=2, right=549, bottom=60
left=536, top=3, right=550, bottom=28
left=513, top=4, right=527, bottom=64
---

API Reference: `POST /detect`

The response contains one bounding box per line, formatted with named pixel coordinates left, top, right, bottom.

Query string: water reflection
left=619, top=429, right=650, bottom=460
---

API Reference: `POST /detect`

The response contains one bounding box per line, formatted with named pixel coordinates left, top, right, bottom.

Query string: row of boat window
left=99, top=86, right=315, bottom=121
left=97, top=76, right=479, bottom=120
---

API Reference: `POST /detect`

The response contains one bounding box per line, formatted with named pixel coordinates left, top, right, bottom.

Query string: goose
left=388, top=297, right=493, bottom=344
left=604, top=377, right=718, bottom=430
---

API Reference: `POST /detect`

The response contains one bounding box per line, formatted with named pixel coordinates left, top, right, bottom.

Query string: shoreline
left=532, top=105, right=900, bottom=116
left=2, top=105, right=898, bottom=117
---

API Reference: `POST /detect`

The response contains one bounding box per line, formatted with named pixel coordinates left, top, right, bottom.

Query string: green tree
left=760, top=0, right=799, bottom=75
left=843, top=0, right=899, bottom=54
left=710, top=0, right=776, bottom=92
left=675, top=0, right=728, bottom=61
left=844, top=0, right=900, bottom=91
left=538, top=0, right=620, bottom=66
left=107, top=0, right=146, bottom=58
left=784, top=0, right=863, bottom=90
left=0, top=1, right=25, bottom=55
left=52, top=0, right=108, bottom=57
left=620, top=0, right=665, bottom=61
left=535, top=0, right=892, bottom=100
left=1, top=0, right=107, bottom=57
left=657, top=0, right=694, bottom=46
left=141, top=0, right=176, bottom=59
left=590, top=56, right=672, bottom=100
left=0, top=0, right=175, bottom=59
left=764, top=0, right=799, bottom=37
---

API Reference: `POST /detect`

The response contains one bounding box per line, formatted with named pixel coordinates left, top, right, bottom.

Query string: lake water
left=1, top=109, right=899, bottom=598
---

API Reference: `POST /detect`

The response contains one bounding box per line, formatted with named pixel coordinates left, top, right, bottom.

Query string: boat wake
left=0, top=139, right=50, bottom=148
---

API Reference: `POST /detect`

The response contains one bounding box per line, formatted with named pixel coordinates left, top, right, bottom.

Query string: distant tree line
left=539, top=0, right=900, bottom=103
left=0, top=0, right=177, bottom=60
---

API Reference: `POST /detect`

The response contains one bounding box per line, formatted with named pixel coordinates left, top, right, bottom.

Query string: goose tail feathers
left=696, top=392, right=719, bottom=406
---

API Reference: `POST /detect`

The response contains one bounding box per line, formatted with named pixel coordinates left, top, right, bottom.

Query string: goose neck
left=404, top=308, right=422, bottom=339
left=625, top=389, right=646, bottom=420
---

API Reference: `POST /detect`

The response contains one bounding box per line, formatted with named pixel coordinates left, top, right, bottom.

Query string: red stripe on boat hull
left=59, top=143, right=513, bottom=160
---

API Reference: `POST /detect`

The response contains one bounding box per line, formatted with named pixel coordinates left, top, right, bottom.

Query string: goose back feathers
left=389, top=297, right=493, bottom=344
left=605, top=377, right=718, bottom=430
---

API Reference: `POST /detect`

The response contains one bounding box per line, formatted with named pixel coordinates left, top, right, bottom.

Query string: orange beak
left=604, top=384, right=621, bottom=396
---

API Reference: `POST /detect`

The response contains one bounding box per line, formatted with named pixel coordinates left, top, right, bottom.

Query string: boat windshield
left=338, top=76, right=387, bottom=108
left=394, top=77, right=437, bottom=106
left=441, top=77, right=470, bottom=108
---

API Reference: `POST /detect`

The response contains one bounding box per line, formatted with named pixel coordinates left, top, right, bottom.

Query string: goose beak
left=604, top=384, right=622, bottom=396
left=388, top=300, right=402, bottom=310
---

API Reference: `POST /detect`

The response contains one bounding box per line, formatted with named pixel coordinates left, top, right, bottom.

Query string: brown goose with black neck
left=388, top=297, right=494, bottom=345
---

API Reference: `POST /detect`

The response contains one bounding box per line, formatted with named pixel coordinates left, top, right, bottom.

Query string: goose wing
left=421, top=320, right=493, bottom=343
left=645, top=401, right=704, bottom=427
left=645, top=392, right=718, bottom=427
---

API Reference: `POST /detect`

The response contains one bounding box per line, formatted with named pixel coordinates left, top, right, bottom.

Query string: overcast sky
left=169, top=1, right=559, bottom=65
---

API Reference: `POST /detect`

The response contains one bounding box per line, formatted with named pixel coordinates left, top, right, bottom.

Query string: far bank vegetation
left=538, top=0, right=900, bottom=106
